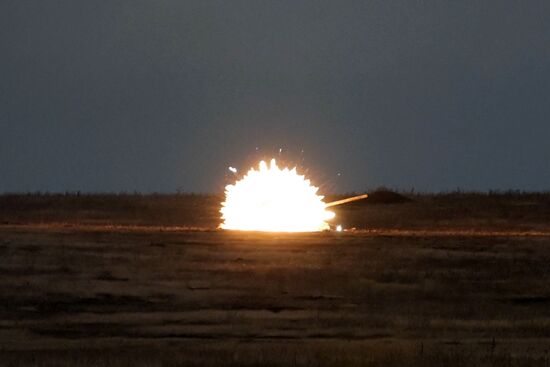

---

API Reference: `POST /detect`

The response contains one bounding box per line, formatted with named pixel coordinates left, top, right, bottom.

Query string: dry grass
left=1, top=191, right=550, bottom=232
left=1, top=193, right=550, bottom=365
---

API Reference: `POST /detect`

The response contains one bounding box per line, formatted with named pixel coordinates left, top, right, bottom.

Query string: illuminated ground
left=1, top=193, right=550, bottom=366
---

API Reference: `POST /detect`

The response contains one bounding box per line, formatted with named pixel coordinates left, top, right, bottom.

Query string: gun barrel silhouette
left=325, top=194, right=369, bottom=208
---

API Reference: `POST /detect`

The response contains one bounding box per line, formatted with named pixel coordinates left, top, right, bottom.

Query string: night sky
left=2, top=1, right=550, bottom=193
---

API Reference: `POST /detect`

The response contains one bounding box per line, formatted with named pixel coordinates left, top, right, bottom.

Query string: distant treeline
left=2, top=188, right=549, bottom=198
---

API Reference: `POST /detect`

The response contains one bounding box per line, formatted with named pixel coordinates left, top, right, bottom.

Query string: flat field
left=1, top=193, right=550, bottom=366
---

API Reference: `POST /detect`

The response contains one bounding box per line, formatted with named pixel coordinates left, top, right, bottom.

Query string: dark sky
left=2, top=1, right=550, bottom=193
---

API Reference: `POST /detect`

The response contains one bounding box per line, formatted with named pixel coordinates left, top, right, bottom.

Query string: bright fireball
left=220, top=159, right=335, bottom=232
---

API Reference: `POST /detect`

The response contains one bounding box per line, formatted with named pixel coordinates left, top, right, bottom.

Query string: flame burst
left=220, top=159, right=335, bottom=232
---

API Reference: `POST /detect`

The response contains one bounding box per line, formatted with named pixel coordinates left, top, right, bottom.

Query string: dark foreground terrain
left=1, top=193, right=550, bottom=366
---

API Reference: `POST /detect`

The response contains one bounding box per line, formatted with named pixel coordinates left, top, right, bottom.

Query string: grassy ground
left=1, top=191, right=550, bottom=231
left=1, top=193, right=550, bottom=366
